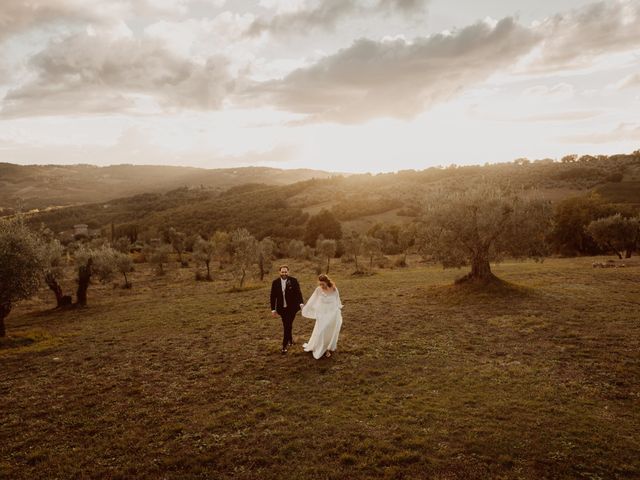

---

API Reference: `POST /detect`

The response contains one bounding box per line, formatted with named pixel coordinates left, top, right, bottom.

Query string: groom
left=270, top=265, right=304, bottom=354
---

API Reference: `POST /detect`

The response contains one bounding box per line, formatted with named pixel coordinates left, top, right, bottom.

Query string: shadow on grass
left=0, top=330, right=59, bottom=355
left=424, top=276, right=535, bottom=304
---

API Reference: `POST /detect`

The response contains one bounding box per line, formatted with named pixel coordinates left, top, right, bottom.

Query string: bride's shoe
left=324, top=351, right=332, bottom=358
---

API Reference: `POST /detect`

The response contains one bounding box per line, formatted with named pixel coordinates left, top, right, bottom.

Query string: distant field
left=1, top=257, right=639, bottom=479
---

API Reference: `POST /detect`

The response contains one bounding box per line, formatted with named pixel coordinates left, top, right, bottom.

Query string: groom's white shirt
left=281, top=278, right=287, bottom=308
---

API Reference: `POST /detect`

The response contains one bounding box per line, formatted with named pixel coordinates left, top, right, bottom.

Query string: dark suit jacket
left=270, top=276, right=304, bottom=315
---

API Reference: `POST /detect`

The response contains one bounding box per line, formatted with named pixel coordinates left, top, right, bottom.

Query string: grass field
left=1, top=257, right=639, bottom=479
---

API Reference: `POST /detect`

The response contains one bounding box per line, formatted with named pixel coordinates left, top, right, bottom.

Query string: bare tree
left=0, top=218, right=44, bottom=337
left=418, top=184, right=552, bottom=284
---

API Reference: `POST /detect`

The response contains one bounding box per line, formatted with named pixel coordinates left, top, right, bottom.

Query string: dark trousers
left=280, top=308, right=297, bottom=349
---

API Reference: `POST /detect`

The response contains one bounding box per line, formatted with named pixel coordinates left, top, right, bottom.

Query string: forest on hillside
left=9, top=151, right=637, bottom=255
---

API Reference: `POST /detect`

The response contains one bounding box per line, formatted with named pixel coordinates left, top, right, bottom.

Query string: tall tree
left=419, top=184, right=552, bottom=283
left=0, top=218, right=44, bottom=337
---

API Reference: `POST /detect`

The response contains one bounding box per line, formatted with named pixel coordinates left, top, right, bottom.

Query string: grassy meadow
left=1, top=257, right=639, bottom=479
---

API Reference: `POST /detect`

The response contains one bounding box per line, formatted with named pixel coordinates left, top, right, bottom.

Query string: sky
left=0, top=0, right=639, bottom=173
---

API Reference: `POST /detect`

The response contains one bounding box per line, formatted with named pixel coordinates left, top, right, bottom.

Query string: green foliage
left=257, top=237, right=276, bottom=281
left=316, top=238, right=337, bottom=273
left=549, top=194, right=617, bottom=256
left=304, top=209, right=342, bottom=246
left=143, top=244, right=172, bottom=276
left=587, top=214, right=639, bottom=259
left=342, top=231, right=364, bottom=272
left=0, top=217, right=44, bottom=335
left=231, top=228, right=259, bottom=288
left=419, top=184, right=552, bottom=281
left=75, top=245, right=120, bottom=284
left=112, top=237, right=132, bottom=254
left=287, top=239, right=307, bottom=260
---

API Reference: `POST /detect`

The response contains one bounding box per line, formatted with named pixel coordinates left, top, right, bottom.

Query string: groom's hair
left=279, top=265, right=289, bottom=272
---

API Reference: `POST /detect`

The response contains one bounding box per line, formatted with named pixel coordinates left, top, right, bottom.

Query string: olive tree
left=418, top=184, right=552, bottom=284
left=257, top=237, right=275, bottom=281
left=115, top=252, right=133, bottom=288
left=231, top=228, right=258, bottom=288
left=144, top=244, right=172, bottom=276
left=74, top=245, right=120, bottom=305
left=112, top=236, right=132, bottom=254
left=317, top=239, right=337, bottom=273
left=397, top=224, right=417, bottom=267
left=193, top=238, right=218, bottom=281
left=168, top=228, right=187, bottom=266
left=342, top=231, right=364, bottom=272
left=288, top=239, right=306, bottom=260
left=587, top=214, right=639, bottom=259
left=0, top=218, right=44, bottom=337
left=41, top=238, right=72, bottom=307
left=362, top=235, right=383, bottom=271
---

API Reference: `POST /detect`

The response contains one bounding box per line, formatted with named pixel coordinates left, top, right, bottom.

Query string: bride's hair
left=318, top=274, right=334, bottom=288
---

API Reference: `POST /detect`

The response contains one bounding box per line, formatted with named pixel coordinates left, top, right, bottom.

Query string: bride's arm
left=335, top=287, right=343, bottom=309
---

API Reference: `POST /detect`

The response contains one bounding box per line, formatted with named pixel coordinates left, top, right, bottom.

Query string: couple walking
left=270, top=265, right=343, bottom=359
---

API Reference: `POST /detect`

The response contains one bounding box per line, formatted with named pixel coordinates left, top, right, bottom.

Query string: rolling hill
left=19, top=151, right=640, bottom=240
left=0, top=163, right=338, bottom=212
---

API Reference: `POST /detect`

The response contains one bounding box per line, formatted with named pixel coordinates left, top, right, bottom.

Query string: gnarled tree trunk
left=0, top=301, right=11, bottom=337
left=45, top=272, right=69, bottom=307
left=76, top=259, right=92, bottom=306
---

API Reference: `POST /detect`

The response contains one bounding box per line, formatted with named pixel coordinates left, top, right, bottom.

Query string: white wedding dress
left=301, top=286, right=343, bottom=359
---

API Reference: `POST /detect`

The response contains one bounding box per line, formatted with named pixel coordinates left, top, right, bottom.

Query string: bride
left=301, top=274, right=343, bottom=359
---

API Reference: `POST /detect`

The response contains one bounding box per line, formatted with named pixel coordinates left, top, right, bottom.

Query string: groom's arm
left=294, top=278, right=304, bottom=305
left=270, top=281, right=277, bottom=311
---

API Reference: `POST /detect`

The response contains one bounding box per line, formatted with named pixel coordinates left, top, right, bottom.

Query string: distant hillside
left=23, top=152, right=640, bottom=240
left=0, top=163, right=337, bottom=211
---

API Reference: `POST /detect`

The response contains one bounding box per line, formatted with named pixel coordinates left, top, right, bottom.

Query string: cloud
left=0, top=30, right=233, bottom=117
left=0, top=0, right=229, bottom=44
left=250, top=17, right=541, bottom=123
left=521, top=83, right=575, bottom=101
left=612, top=72, right=640, bottom=90
left=246, top=0, right=430, bottom=37
left=0, top=0, right=107, bottom=43
left=531, top=0, right=640, bottom=70
left=558, top=123, right=640, bottom=144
